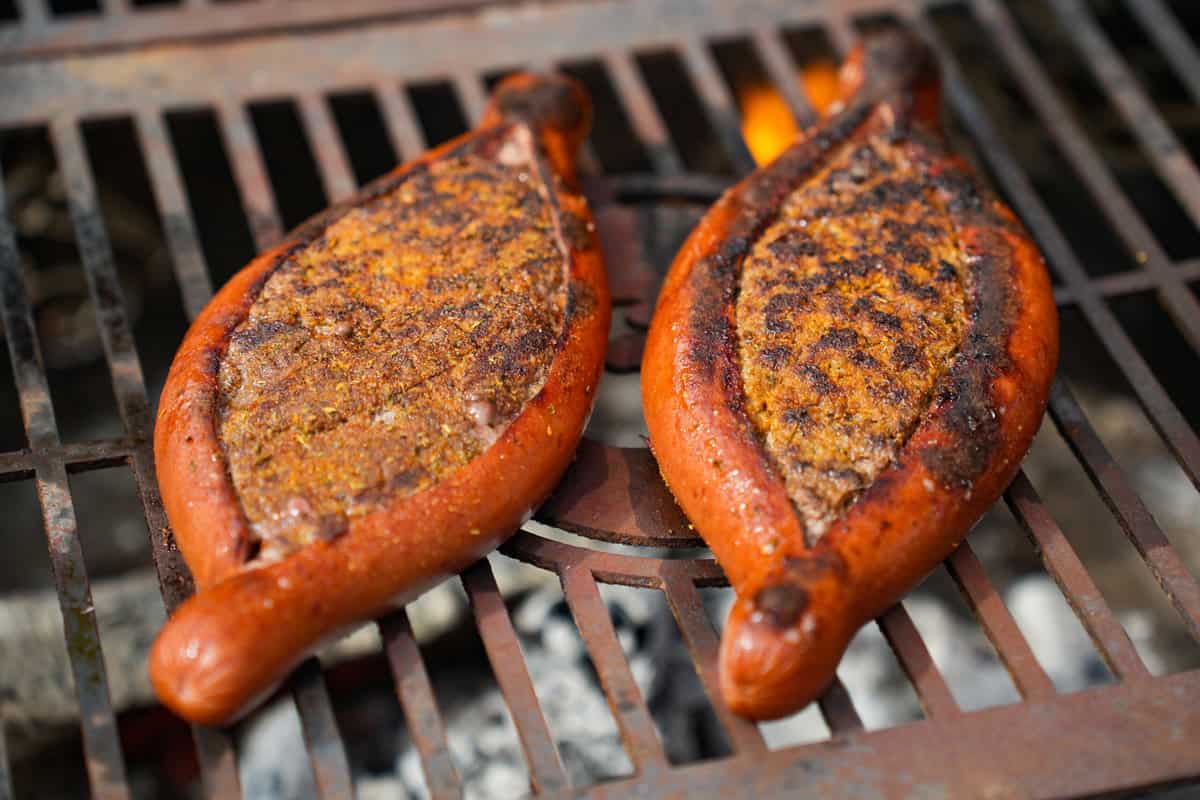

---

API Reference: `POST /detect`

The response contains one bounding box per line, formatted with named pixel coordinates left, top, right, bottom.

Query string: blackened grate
left=1, top=0, right=1200, bottom=797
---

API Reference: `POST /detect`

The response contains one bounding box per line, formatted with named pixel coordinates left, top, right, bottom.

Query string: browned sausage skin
left=150, top=73, right=609, bottom=726
left=641, top=32, right=1057, bottom=720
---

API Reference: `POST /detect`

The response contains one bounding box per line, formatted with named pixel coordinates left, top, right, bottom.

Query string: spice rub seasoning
left=736, top=136, right=969, bottom=543
left=217, top=144, right=566, bottom=560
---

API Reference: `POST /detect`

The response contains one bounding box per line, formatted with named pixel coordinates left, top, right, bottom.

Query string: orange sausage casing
left=641, top=32, right=1058, bottom=720
left=150, top=74, right=610, bottom=726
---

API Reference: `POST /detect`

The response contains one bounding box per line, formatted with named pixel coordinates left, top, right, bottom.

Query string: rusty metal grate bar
left=291, top=660, right=354, bottom=799
left=911, top=10, right=1200, bottom=489
left=679, top=37, right=758, bottom=175
left=380, top=610, right=463, bottom=800
left=463, top=561, right=570, bottom=793
left=1047, top=381, right=1200, bottom=643
left=134, top=109, right=213, bottom=320
left=1047, top=0, right=1200, bottom=227
left=968, top=0, right=1200, bottom=356
left=876, top=606, right=960, bottom=719
left=1005, top=470, right=1150, bottom=683
left=751, top=27, right=818, bottom=129
left=561, top=566, right=668, bottom=773
left=603, top=51, right=683, bottom=176
left=0, top=719, right=12, bottom=800
left=374, top=82, right=429, bottom=163
left=297, top=93, right=357, bottom=203
left=1127, top=0, right=1200, bottom=106
left=0, top=0, right=523, bottom=61
left=1053, top=258, right=1200, bottom=306
left=0, top=153, right=133, bottom=800
left=1, top=0, right=1199, bottom=797
left=659, top=567, right=767, bottom=754
left=217, top=98, right=285, bottom=253
left=945, top=543, right=1057, bottom=702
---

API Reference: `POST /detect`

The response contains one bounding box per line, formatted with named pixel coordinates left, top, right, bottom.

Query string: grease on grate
left=217, top=146, right=566, bottom=561
left=736, top=136, right=969, bottom=543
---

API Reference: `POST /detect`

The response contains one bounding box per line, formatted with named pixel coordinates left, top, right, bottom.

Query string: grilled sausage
left=149, top=74, right=609, bottom=726
left=641, top=31, right=1057, bottom=720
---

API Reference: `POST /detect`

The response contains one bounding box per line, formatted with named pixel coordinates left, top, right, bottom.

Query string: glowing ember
left=738, top=59, right=842, bottom=166
left=738, top=83, right=798, bottom=165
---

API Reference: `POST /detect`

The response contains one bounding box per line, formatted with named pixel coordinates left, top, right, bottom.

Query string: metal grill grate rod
left=1048, top=0, right=1200, bottom=228
left=1, top=132, right=134, bottom=800
left=1048, top=381, right=1200, bottom=644
left=751, top=27, right=818, bottom=129
left=453, top=73, right=490, bottom=127
left=815, top=677, right=864, bottom=734
left=968, top=0, right=1200, bottom=356
left=946, top=543, right=1057, bottom=702
left=50, top=119, right=153, bottom=437
left=216, top=99, right=285, bottom=252
left=292, top=660, right=355, bottom=799
left=561, top=566, right=668, bottom=774
left=0, top=718, right=12, bottom=800
left=297, top=93, right=357, bottom=203
left=602, top=51, right=684, bottom=176
left=0, top=0, right=524, bottom=61
left=0, top=182, right=57, bottom=449
left=0, top=441, right=128, bottom=477
left=374, top=82, right=429, bottom=163
left=191, top=726, right=241, bottom=799
left=380, top=610, right=464, bottom=800
left=11, top=0, right=45, bottom=28
left=1055, top=258, right=1200, bottom=306
left=463, top=560, right=570, bottom=794
left=911, top=11, right=1200, bottom=489
left=1126, top=0, right=1200, bottom=106
left=876, top=606, right=960, bottom=719
left=135, top=109, right=214, bottom=320
left=679, top=37, right=758, bottom=175
left=659, top=567, right=768, bottom=755
left=1005, top=470, right=1150, bottom=683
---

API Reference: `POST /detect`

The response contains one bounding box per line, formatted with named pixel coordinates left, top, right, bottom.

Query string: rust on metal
left=1006, top=468, right=1150, bottom=682
left=537, top=439, right=700, bottom=548
left=661, top=566, right=768, bottom=754
left=291, top=659, right=355, bottom=800
left=945, top=542, right=1057, bottom=701
left=380, top=610, right=463, bottom=799
left=1047, top=381, right=1200, bottom=644
left=463, top=560, right=569, bottom=794
left=912, top=10, right=1200, bottom=487
left=877, top=604, right=961, bottom=719
left=561, top=565, right=668, bottom=772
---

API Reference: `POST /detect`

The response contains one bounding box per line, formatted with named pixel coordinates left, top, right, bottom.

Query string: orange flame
left=739, top=83, right=798, bottom=166
left=738, top=60, right=841, bottom=166
left=800, top=59, right=841, bottom=118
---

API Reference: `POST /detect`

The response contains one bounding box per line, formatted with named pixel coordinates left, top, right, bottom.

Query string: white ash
left=237, top=571, right=1171, bottom=800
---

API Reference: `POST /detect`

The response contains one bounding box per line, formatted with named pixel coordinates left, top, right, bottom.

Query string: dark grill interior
left=1, top=0, right=1199, bottom=798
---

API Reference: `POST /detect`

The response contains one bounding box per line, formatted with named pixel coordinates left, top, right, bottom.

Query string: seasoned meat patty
left=217, top=146, right=565, bottom=559
left=737, top=136, right=969, bottom=542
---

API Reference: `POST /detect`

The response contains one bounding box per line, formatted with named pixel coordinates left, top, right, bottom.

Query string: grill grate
left=1, top=0, right=1199, bottom=797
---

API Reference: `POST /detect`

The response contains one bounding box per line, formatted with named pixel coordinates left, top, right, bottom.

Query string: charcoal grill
left=2, top=0, right=1200, bottom=797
